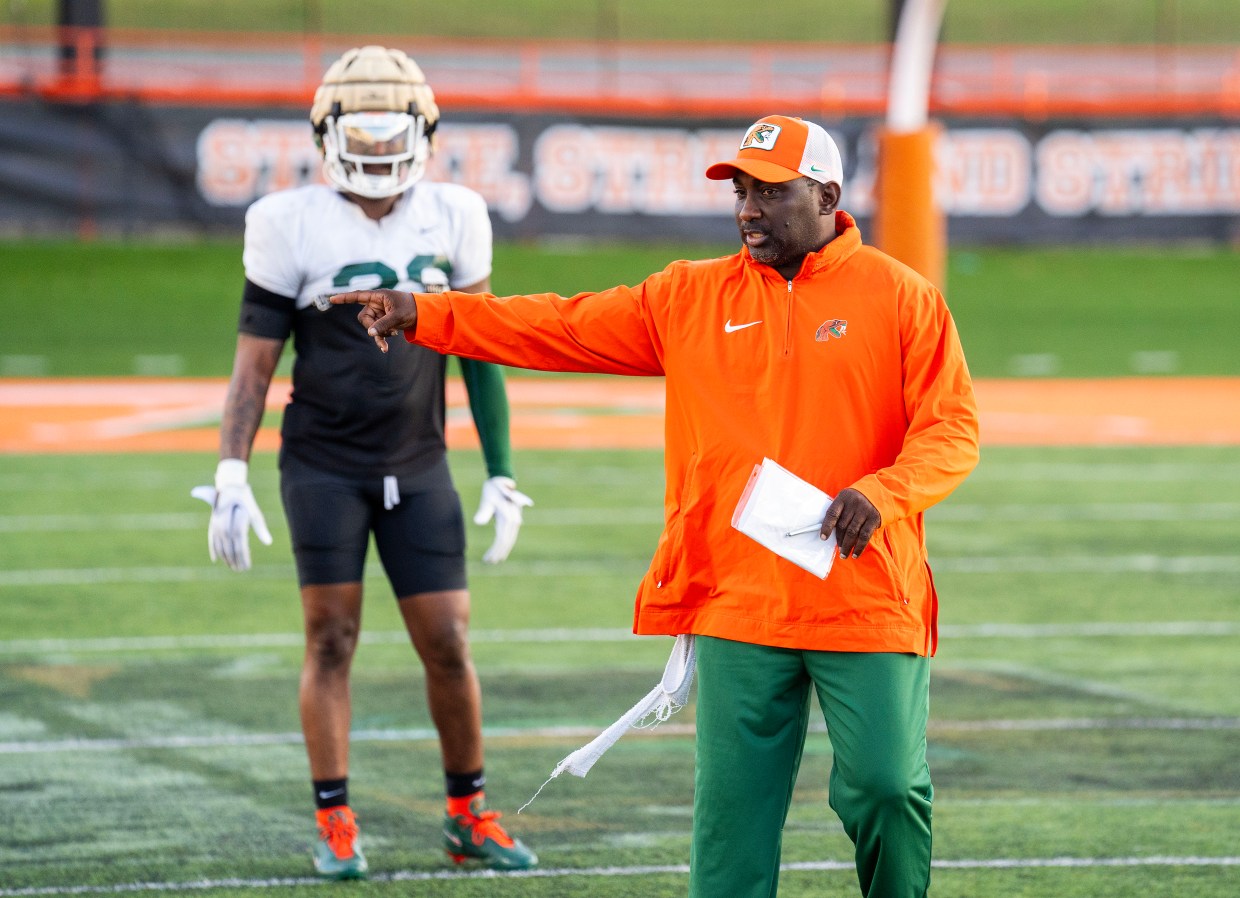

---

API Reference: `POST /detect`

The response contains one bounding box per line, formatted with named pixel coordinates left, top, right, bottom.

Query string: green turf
left=2, top=240, right=1238, bottom=379
left=1, top=445, right=1239, bottom=897
left=6, top=0, right=1238, bottom=44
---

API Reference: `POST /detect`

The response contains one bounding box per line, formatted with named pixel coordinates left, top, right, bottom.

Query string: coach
left=333, top=114, right=980, bottom=898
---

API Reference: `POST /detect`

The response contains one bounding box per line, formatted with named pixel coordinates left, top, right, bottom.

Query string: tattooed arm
left=220, top=334, right=284, bottom=460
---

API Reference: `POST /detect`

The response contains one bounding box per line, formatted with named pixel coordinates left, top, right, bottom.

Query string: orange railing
left=3, top=26, right=1239, bottom=118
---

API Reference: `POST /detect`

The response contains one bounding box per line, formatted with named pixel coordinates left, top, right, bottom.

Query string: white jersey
left=239, top=182, right=493, bottom=476
left=244, top=181, right=491, bottom=305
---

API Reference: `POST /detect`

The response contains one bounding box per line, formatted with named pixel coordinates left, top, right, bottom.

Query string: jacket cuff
left=404, top=295, right=450, bottom=349
left=847, top=473, right=896, bottom=529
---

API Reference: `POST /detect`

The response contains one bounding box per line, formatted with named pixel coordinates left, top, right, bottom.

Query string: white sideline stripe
left=0, top=508, right=665, bottom=533
left=3, top=716, right=1238, bottom=755
left=968, top=462, right=1240, bottom=481
left=928, top=502, right=1240, bottom=522
left=0, top=627, right=640, bottom=654
left=930, top=555, right=1240, bottom=574
left=944, top=620, right=1240, bottom=638
left=0, top=619, right=1236, bottom=657
left=2, top=856, right=1238, bottom=896
left=5, top=502, right=1239, bottom=532
left=3, top=553, right=1239, bottom=587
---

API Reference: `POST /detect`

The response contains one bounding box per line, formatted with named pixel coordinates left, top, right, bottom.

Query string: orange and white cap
left=706, top=115, right=843, bottom=186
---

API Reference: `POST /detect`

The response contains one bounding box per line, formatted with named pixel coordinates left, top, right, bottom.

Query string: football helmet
left=310, top=46, right=440, bottom=199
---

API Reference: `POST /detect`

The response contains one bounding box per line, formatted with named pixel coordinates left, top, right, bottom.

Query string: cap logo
left=740, top=123, right=781, bottom=151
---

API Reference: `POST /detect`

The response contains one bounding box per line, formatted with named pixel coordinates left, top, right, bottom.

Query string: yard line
left=2, top=855, right=1238, bottom=896
left=930, top=555, right=1240, bottom=574
left=932, top=717, right=1240, bottom=732
left=928, top=502, right=1240, bottom=522
left=0, top=620, right=1235, bottom=656
left=0, top=566, right=288, bottom=586
left=942, top=620, right=1240, bottom=638
left=5, top=502, right=1237, bottom=533
left=2, top=554, right=1239, bottom=587
left=0, top=628, right=640, bottom=654
left=0, top=513, right=204, bottom=532
left=3, top=717, right=1236, bottom=755
left=968, top=462, right=1240, bottom=481
left=0, top=508, right=663, bottom=533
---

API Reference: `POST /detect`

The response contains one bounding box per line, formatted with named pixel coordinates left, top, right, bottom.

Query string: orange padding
left=872, top=125, right=946, bottom=291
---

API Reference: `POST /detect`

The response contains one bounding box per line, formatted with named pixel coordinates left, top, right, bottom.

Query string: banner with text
left=2, top=101, right=1238, bottom=243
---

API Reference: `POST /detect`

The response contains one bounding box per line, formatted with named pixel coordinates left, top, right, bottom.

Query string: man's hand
left=191, top=459, right=273, bottom=571
left=329, top=288, right=419, bottom=352
left=820, top=488, right=881, bottom=560
left=473, top=476, right=534, bottom=564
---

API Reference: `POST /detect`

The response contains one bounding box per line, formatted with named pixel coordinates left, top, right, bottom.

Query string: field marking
left=966, top=461, right=1240, bottom=482
left=2, top=461, right=1238, bottom=494
left=4, top=502, right=1238, bottom=533
left=0, top=619, right=1236, bottom=657
left=3, top=553, right=1239, bottom=588
left=5, top=377, right=1240, bottom=453
left=0, top=508, right=664, bottom=533
left=3, top=716, right=1238, bottom=756
left=931, top=555, right=1240, bottom=574
left=928, top=502, right=1240, bottom=522
left=2, top=855, right=1238, bottom=896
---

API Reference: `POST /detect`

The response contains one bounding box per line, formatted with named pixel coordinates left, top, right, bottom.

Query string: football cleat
left=312, top=806, right=368, bottom=880
left=443, top=795, right=538, bottom=870
left=310, top=46, right=439, bottom=198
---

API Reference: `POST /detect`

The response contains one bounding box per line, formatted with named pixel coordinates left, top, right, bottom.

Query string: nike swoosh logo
left=724, top=319, right=762, bottom=333
left=317, top=787, right=345, bottom=800
left=809, top=165, right=826, bottom=173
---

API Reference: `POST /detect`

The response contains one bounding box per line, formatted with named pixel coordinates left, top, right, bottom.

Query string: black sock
left=313, top=777, right=349, bottom=809
left=444, top=769, right=486, bottom=799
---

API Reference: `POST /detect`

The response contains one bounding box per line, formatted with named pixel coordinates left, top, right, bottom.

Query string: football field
left=2, top=443, right=1239, bottom=898
left=2, top=238, right=1239, bottom=896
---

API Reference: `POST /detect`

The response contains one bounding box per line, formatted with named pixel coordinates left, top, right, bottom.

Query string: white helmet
left=310, top=46, right=440, bottom=199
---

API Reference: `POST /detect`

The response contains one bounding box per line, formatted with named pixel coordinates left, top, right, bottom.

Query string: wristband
left=215, top=458, right=249, bottom=489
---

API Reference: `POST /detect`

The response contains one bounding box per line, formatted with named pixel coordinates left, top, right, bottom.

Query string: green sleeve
left=457, top=357, right=514, bottom=480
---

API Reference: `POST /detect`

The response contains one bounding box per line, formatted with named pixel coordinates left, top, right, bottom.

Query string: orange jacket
left=410, top=212, right=979, bottom=655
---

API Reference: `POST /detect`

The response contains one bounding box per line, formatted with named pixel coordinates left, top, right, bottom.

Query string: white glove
left=473, top=476, right=533, bottom=564
left=191, top=458, right=273, bottom=572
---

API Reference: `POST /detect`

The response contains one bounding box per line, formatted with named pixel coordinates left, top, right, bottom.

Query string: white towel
left=520, top=634, right=695, bottom=811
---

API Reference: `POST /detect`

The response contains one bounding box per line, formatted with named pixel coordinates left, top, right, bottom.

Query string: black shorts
left=279, top=453, right=467, bottom=597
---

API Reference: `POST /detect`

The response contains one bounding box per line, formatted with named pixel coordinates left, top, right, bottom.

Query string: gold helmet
left=310, top=46, right=440, bottom=198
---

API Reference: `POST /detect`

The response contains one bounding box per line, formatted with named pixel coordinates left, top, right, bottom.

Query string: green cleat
left=443, top=796, right=538, bottom=870
left=312, top=806, right=368, bottom=880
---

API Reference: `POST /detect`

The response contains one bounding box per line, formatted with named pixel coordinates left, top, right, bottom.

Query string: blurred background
left=3, top=0, right=1239, bottom=244
left=1, top=4, right=1239, bottom=897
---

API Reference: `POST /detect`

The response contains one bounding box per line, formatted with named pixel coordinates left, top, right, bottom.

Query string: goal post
left=872, top=0, right=948, bottom=289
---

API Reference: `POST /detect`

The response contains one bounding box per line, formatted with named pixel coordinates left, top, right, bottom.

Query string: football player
left=193, top=45, right=537, bottom=878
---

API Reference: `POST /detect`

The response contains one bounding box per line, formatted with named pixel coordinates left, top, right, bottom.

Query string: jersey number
left=331, top=255, right=452, bottom=292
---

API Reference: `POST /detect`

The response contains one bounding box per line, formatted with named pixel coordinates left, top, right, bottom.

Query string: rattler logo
left=740, top=123, right=781, bottom=151
left=815, top=319, right=848, bottom=341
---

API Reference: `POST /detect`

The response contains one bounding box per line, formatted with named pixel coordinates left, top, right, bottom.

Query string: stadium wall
left=2, top=99, right=1239, bottom=243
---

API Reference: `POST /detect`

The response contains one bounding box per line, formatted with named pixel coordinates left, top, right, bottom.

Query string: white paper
left=731, top=457, right=837, bottom=579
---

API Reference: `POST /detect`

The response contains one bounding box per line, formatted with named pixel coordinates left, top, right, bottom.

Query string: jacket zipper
left=783, top=279, right=794, bottom=357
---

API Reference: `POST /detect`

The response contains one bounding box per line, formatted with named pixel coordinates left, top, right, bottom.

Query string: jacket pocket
left=874, top=526, right=911, bottom=601
left=651, top=453, right=700, bottom=589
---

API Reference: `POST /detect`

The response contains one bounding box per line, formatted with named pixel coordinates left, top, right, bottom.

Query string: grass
left=5, top=0, right=1237, bottom=44
left=1, top=445, right=1239, bottom=898
left=1, top=239, right=1239, bottom=895
left=1, top=240, right=1238, bottom=379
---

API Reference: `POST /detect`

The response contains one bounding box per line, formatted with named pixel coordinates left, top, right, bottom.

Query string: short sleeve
left=242, top=195, right=304, bottom=299
left=448, top=189, right=492, bottom=289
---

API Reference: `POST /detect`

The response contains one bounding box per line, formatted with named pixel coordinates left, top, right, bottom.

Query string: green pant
left=690, top=636, right=932, bottom=898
